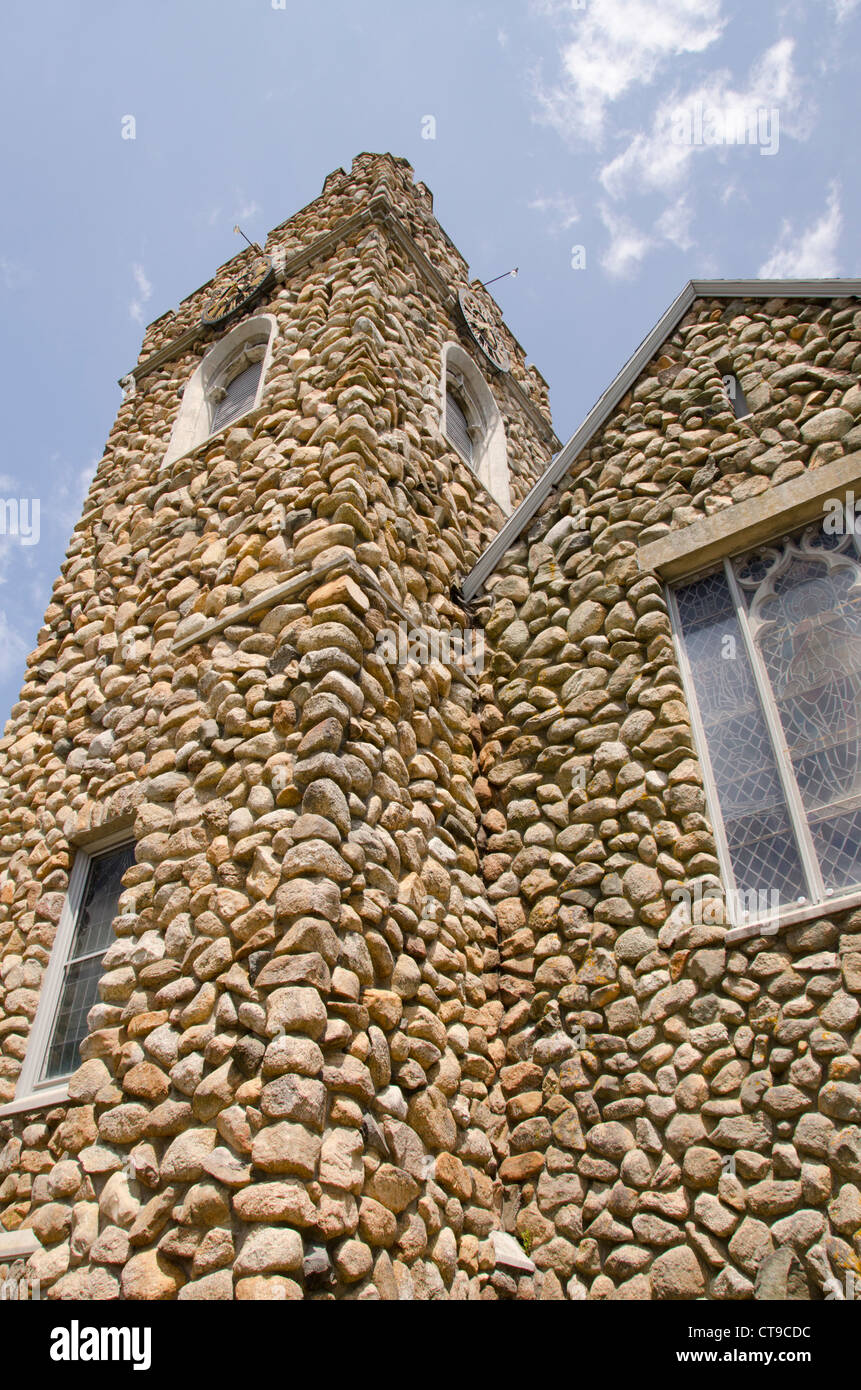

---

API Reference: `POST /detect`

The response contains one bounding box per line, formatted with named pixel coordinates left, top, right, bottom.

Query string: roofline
left=118, top=194, right=557, bottom=449
left=462, top=277, right=861, bottom=599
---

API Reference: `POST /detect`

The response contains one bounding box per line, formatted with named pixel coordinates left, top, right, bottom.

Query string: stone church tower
left=0, top=154, right=559, bottom=1300
left=2, top=152, right=861, bottom=1302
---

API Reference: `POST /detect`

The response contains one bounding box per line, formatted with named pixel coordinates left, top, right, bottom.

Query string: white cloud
left=237, top=200, right=261, bottom=222
left=656, top=196, right=695, bottom=251
left=600, top=38, right=805, bottom=200
left=0, top=609, right=29, bottom=683
left=528, top=192, right=581, bottom=231
left=535, top=0, right=725, bottom=143
left=129, top=263, right=153, bottom=324
left=599, top=204, right=653, bottom=277
left=0, top=257, right=28, bottom=291
left=55, top=457, right=99, bottom=534
left=831, top=0, right=859, bottom=20
left=758, top=182, right=843, bottom=277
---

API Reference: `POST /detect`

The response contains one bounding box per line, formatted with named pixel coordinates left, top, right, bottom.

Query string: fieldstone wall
left=3, top=164, right=860, bottom=1303
left=476, top=292, right=861, bottom=1299
left=0, top=154, right=554, bottom=1300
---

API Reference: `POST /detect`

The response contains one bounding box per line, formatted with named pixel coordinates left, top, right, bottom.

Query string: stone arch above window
left=440, top=342, right=511, bottom=513
left=163, top=314, right=278, bottom=467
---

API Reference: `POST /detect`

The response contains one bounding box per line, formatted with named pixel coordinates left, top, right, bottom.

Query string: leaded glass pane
left=736, top=528, right=861, bottom=894
left=675, top=569, right=807, bottom=904
left=43, top=956, right=105, bottom=1080
left=42, top=844, right=134, bottom=1082
left=71, top=844, right=135, bottom=958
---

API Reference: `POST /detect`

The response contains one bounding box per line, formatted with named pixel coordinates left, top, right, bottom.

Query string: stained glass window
left=672, top=521, right=861, bottom=923
left=41, top=844, right=135, bottom=1081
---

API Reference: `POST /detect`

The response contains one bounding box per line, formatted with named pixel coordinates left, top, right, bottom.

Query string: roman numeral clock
left=201, top=254, right=277, bottom=327
left=458, top=287, right=511, bottom=374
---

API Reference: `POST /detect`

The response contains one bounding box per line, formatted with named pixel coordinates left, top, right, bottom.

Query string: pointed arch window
left=441, top=343, right=511, bottom=512
left=163, top=313, right=277, bottom=467
left=671, top=521, right=861, bottom=925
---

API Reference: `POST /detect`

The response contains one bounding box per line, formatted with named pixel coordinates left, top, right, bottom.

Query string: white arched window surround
left=440, top=342, right=511, bottom=514
left=163, top=313, right=278, bottom=467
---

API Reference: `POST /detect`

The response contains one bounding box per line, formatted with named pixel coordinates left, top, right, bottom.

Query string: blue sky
left=0, top=0, right=859, bottom=727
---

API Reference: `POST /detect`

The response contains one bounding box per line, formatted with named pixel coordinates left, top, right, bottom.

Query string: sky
left=0, top=0, right=859, bottom=729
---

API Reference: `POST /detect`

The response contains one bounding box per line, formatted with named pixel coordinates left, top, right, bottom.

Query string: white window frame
left=163, top=312, right=278, bottom=468
left=440, top=342, right=511, bottom=513
left=0, top=827, right=134, bottom=1117
left=669, top=515, right=861, bottom=941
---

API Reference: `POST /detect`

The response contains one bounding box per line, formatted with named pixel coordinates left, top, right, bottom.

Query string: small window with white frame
left=441, top=342, right=511, bottom=512
left=14, top=838, right=135, bottom=1100
left=670, top=518, right=861, bottom=930
left=163, top=313, right=277, bottom=467
left=209, top=352, right=265, bottom=434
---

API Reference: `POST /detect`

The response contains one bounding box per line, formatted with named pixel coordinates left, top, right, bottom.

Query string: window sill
left=638, top=449, right=861, bottom=581
left=160, top=403, right=265, bottom=473
left=0, top=1084, right=70, bottom=1119
left=724, top=888, right=861, bottom=944
left=0, top=1229, right=41, bottom=1261
left=440, top=429, right=513, bottom=518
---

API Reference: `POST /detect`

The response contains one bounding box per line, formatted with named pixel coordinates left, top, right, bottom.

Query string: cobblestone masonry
left=477, top=292, right=861, bottom=1300
left=0, top=156, right=859, bottom=1299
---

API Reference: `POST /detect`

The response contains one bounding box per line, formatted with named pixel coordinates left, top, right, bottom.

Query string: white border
left=440, top=342, right=511, bottom=514
left=463, top=278, right=861, bottom=599
left=668, top=520, right=861, bottom=939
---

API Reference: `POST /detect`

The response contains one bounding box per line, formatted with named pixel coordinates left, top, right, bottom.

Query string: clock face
left=201, top=256, right=276, bottom=328
left=458, top=287, right=511, bottom=373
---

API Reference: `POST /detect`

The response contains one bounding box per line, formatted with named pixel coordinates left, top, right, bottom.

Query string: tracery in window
left=672, top=522, right=861, bottom=921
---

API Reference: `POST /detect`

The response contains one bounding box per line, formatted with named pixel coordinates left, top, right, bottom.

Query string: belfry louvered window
left=446, top=389, right=474, bottom=464
left=210, top=359, right=263, bottom=433
left=671, top=521, right=861, bottom=926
